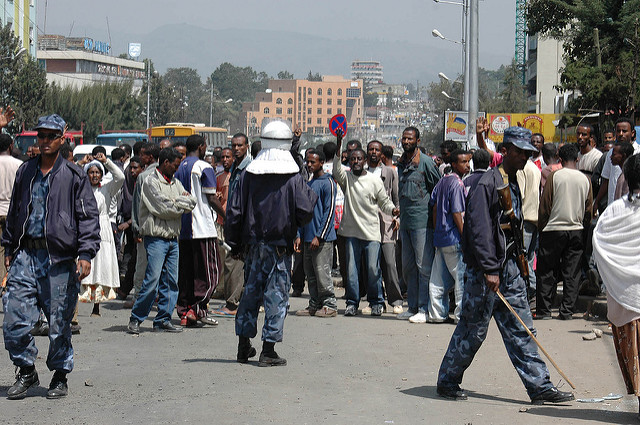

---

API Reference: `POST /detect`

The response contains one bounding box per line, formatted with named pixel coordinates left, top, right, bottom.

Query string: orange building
left=242, top=76, right=364, bottom=137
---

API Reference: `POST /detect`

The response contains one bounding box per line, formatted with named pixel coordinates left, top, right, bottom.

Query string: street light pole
left=146, top=62, right=150, bottom=129
left=468, top=0, right=479, bottom=148
left=210, top=80, right=214, bottom=127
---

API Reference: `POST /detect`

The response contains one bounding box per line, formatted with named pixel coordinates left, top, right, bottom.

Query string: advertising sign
left=128, top=43, right=142, bottom=59
left=488, top=114, right=563, bottom=143
left=444, top=111, right=486, bottom=142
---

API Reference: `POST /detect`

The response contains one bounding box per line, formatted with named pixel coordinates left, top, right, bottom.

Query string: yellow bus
left=149, top=123, right=228, bottom=148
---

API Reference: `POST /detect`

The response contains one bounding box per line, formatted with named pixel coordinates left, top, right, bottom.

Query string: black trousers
left=536, top=230, right=583, bottom=318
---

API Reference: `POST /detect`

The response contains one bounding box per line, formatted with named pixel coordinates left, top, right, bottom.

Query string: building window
left=278, top=87, right=282, bottom=92
left=347, top=88, right=361, bottom=98
left=337, top=99, right=342, bottom=105
left=327, top=118, right=331, bottom=124
left=308, top=88, right=312, bottom=95
left=327, top=99, right=332, bottom=105
left=317, top=88, right=322, bottom=95
left=276, top=108, right=283, bottom=114
left=308, top=98, right=312, bottom=104
left=307, top=108, right=312, bottom=114
left=298, top=113, right=301, bottom=120
left=327, top=108, right=332, bottom=115
left=327, top=88, right=332, bottom=96
left=338, top=88, right=343, bottom=96
left=287, top=98, right=293, bottom=104
left=307, top=118, right=312, bottom=124
left=317, top=98, right=322, bottom=105
left=287, top=108, right=292, bottom=114
left=317, top=108, right=322, bottom=114
left=276, top=98, right=283, bottom=104
left=264, top=107, right=270, bottom=114
left=337, top=108, right=342, bottom=114
left=317, top=118, right=322, bottom=124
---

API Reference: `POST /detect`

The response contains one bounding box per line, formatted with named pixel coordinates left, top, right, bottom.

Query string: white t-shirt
left=577, top=148, right=603, bottom=174
left=601, top=142, right=640, bottom=206
left=0, top=155, right=23, bottom=216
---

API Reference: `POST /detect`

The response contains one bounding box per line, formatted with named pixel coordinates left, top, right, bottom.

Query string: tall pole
left=210, top=80, right=214, bottom=127
left=463, top=0, right=470, bottom=112
left=468, top=0, right=478, bottom=148
left=146, top=62, right=150, bottom=129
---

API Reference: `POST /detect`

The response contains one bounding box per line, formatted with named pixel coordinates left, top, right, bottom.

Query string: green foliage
left=277, top=70, right=294, bottom=79
left=210, top=62, right=269, bottom=103
left=526, top=0, right=640, bottom=117
left=483, top=60, right=532, bottom=113
left=164, top=67, right=209, bottom=123
left=0, top=24, right=48, bottom=133
left=46, top=81, right=144, bottom=142
left=307, top=71, right=322, bottom=82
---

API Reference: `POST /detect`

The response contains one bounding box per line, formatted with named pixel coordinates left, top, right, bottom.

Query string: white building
left=1, top=0, right=37, bottom=58
left=526, top=34, right=564, bottom=114
left=351, top=60, right=383, bottom=85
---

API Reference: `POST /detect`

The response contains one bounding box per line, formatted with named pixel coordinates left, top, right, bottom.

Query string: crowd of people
left=1, top=106, right=640, bottom=411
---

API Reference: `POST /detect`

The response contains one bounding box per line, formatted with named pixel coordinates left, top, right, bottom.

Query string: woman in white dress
left=79, top=153, right=125, bottom=316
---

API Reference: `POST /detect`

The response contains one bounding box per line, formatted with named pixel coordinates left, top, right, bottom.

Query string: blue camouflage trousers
left=437, top=258, right=554, bottom=398
left=235, top=243, right=292, bottom=343
left=3, top=248, right=78, bottom=373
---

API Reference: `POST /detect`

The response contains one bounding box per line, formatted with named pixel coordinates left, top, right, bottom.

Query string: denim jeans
left=344, top=237, right=383, bottom=307
left=3, top=248, right=78, bottom=373
left=400, top=228, right=434, bottom=314
left=131, top=236, right=179, bottom=326
left=428, top=244, right=465, bottom=320
left=303, top=240, right=337, bottom=310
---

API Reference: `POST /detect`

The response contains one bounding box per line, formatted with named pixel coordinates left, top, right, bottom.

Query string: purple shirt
left=430, top=173, right=466, bottom=247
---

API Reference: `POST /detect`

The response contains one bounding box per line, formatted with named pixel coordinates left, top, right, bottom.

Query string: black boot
left=258, top=341, right=287, bottom=367
left=237, top=337, right=256, bottom=363
left=7, top=366, right=39, bottom=400
left=47, top=371, right=68, bottom=399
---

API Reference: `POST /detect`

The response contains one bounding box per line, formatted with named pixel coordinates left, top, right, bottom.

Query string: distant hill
left=112, top=23, right=507, bottom=85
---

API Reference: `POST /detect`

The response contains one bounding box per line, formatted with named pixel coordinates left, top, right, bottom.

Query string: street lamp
left=438, top=72, right=463, bottom=85
left=441, top=91, right=459, bottom=101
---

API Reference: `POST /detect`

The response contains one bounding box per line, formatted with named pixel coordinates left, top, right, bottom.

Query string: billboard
left=444, top=111, right=485, bottom=142
left=488, top=113, right=570, bottom=143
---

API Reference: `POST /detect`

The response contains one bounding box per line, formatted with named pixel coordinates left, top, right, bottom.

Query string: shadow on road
left=0, top=385, right=49, bottom=398
left=524, top=406, right=636, bottom=424
left=401, top=385, right=527, bottom=405
left=182, top=358, right=243, bottom=365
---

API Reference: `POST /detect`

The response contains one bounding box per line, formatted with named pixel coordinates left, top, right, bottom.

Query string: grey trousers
left=303, top=241, right=337, bottom=310
left=381, top=242, right=403, bottom=306
left=133, top=240, right=147, bottom=299
left=223, top=254, right=245, bottom=311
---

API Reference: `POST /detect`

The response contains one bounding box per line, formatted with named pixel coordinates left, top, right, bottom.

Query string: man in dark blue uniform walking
left=225, top=120, right=317, bottom=367
left=436, top=127, right=575, bottom=404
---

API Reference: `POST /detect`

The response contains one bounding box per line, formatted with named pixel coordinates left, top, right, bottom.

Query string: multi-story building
left=1, top=0, right=37, bottom=57
left=351, top=60, right=383, bottom=85
left=37, top=34, right=145, bottom=89
left=526, top=34, right=564, bottom=114
left=242, top=75, right=364, bottom=137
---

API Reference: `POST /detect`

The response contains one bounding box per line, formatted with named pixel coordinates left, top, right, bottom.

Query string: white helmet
left=260, top=120, right=293, bottom=150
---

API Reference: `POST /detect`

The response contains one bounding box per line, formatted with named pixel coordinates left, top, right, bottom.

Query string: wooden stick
left=496, top=290, right=576, bottom=389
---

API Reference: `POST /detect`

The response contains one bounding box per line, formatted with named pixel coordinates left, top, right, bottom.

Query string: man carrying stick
left=436, top=127, right=575, bottom=404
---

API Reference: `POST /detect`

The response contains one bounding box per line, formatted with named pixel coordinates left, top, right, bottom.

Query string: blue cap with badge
left=33, top=114, right=66, bottom=133
left=502, top=126, right=537, bottom=151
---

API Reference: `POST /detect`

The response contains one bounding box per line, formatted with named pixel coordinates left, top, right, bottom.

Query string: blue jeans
left=3, top=248, right=78, bottom=373
left=400, top=228, right=434, bottom=313
left=428, top=244, right=465, bottom=320
left=131, top=236, right=179, bottom=326
left=523, top=221, right=538, bottom=292
left=344, top=237, right=383, bottom=307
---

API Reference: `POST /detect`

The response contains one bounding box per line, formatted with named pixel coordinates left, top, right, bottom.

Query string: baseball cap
left=502, top=126, right=537, bottom=151
left=33, top=114, right=66, bottom=133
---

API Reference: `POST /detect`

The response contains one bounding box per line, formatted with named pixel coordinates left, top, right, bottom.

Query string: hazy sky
left=36, top=0, right=517, bottom=76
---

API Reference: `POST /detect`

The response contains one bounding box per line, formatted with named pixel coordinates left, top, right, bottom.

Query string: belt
left=22, top=238, right=47, bottom=250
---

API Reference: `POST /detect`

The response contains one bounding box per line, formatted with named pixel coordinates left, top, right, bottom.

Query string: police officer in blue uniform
left=225, top=120, right=317, bottom=367
left=2, top=114, right=100, bottom=399
left=436, top=127, right=575, bottom=404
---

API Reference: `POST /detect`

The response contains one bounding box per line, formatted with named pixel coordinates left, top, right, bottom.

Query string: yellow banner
left=487, top=113, right=575, bottom=144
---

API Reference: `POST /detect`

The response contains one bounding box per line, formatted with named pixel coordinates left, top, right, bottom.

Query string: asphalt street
left=0, top=286, right=636, bottom=425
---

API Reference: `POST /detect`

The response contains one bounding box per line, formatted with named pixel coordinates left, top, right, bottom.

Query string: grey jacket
left=379, top=164, right=399, bottom=243
left=139, top=168, right=196, bottom=239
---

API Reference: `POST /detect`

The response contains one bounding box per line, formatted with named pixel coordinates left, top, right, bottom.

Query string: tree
left=0, top=23, right=48, bottom=133
left=483, top=60, right=531, bottom=113
left=210, top=62, right=268, bottom=103
left=526, top=0, right=640, bottom=119
left=386, top=89, right=394, bottom=109
left=277, top=70, right=294, bottom=79
left=307, top=71, right=322, bottom=82
left=164, top=67, right=208, bottom=123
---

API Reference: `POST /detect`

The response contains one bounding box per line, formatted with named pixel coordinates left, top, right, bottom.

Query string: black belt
left=22, top=238, right=47, bottom=250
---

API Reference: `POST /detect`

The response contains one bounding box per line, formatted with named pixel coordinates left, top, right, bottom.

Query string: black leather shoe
left=30, top=320, right=49, bottom=336
left=237, top=346, right=257, bottom=363
left=437, top=386, right=468, bottom=400
left=152, top=321, right=183, bottom=333
left=127, top=319, right=140, bottom=335
left=7, top=368, right=39, bottom=400
left=531, top=387, right=575, bottom=404
left=258, top=352, right=287, bottom=367
left=46, top=378, right=68, bottom=399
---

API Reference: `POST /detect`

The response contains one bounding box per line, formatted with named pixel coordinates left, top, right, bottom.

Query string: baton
left=496, top=290, right=576, bottom=389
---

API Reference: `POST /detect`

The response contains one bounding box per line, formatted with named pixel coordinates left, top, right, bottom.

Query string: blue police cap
left=502, top=126, right=537, bottom=151
left=33, top=114, right=66, bottom=133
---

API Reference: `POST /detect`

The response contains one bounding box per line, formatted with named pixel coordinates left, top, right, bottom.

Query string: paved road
left=0, top=287, right=636, bottom=425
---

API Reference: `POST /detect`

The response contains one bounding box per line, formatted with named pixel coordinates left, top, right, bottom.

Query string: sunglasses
left=37, top=132, right=62, bottom=141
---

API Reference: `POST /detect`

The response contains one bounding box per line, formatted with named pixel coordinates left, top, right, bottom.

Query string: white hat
left=246, top=120, right=299, bottom=175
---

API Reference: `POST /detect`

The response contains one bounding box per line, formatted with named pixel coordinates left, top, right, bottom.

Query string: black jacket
left=2, top=154, right=101, bottom=264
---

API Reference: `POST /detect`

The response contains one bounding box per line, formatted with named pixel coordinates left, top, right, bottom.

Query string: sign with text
left=488, top=114, right=565, bottom=143
left=444, top=111, right=485, bottom=142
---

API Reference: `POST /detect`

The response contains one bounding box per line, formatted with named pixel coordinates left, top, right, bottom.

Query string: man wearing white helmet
left=225, top=120, right=317, bottom=366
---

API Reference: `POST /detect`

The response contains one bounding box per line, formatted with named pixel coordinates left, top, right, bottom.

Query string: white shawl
left=593, top=195, right=640, bottom=316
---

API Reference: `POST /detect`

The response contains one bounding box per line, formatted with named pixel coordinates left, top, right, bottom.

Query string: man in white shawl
left=593, top=153, right=640, bottom=417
